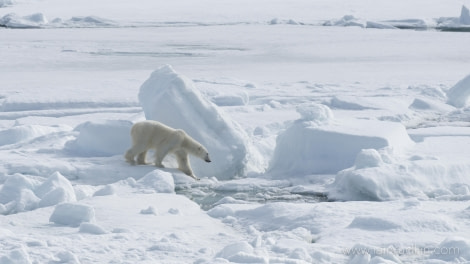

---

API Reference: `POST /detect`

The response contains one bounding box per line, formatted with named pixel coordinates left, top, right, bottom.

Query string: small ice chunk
left=447, top=74, right=470, bottom=108
left=140, top=206, right=158, bottom=215
left=49, top=203, right=95, bottom=227
left=168, top=208, right=179, bottom=215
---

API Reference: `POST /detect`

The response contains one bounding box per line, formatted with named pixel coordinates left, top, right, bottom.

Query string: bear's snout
left=205, top=154, right=211, bottom=163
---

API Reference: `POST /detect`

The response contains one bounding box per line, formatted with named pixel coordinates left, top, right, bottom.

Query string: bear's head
left=197, top=146, right=211, bottom=163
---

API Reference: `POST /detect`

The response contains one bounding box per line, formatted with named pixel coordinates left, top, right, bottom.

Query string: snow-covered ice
left=138, top=65, right=259, bottom=179
left=2, top=0, right=470, bottom=263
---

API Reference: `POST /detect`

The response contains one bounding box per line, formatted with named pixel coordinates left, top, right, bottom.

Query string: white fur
left=125, top=120, right=211, bottom=179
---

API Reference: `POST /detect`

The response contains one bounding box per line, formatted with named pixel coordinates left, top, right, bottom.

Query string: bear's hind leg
left=136, top=151, right=147, bottom=165
left=125, top=149, right=136, bottom=164
left=125, top=144, right=147, bottom=165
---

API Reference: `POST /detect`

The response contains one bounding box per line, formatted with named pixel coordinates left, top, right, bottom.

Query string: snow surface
left=2, top=0, right=470, bottom=263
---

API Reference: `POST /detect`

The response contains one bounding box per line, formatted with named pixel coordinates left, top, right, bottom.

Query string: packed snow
left=2, top=0, right=470, bottom=263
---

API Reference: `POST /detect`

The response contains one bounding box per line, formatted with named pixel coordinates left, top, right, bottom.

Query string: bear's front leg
left=174, top=149, right=199, bottom=180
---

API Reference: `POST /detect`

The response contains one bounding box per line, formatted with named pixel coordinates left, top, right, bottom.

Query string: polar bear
left=125, top=120, right=211, bottom=180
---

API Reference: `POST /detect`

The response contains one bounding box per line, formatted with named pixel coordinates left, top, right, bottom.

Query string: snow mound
left=211, top=92, right=249, bottom=106
left=430, top=237, right=470, bottom=262
left=409, top=98, right=433, bottom=110
left=139, top=65, right=256, bottom=179
left=328, top=96, right=374, bottom=110
left=446, top=74, right=470, bottom=108
left=37, top=172, right=76, bottom=208
left=0, top=172, right=79, bottom=214
left=0, top=13, right=47, bottom=28
left=365, top=21, right=397, bottom=29
left=209, top=202, right=319, bottom=234
left=331, top=135, right=470, bottom=201
left=55, top=251, right=80, bottom=264
left=0, top=174, right=41, bottom=214
left=35, top=171, right=76, bottom=201
left=65, top=120, right=132, bottom=157
left=137, top=170, right=175, bottom=193
left=0, top=247, right=31, bottom=264
left=331, top=163, right=412, bottom=201
left=49, top=203, right=95, bottom=227
left=93, top=185, right=116, bottom=196
left=269, top=18, right=301, bottom=25
left=354, top=149, right=383, bottom=169
left=268, top=107, right=413, bottom=175
left=79, top=223, right=108, bottom=235
left=296, top=103, right=333, bottom=124
left=348, top=216, right=401, bottom=231
left=347, top=243, right=401, bottom=263
left=323, top=14, right=447, bottom=30
left=323, top=15, right=397, bottom=29
left=382, top=19, right=428, bottom=29
left=0, top=124, right=69, bottom=146
left=217, top=241, right=254, bottom=263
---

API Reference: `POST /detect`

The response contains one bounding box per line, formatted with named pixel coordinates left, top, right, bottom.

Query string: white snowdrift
left=0, top=12, right=47, bottom=28
left=0, top=124, right=70, bottom=146
left=268, top=104, right=413, bottom=175
left=430, top=237, right=470, bottom=262
left=0, top=174, right=40, bottom=214
left=139, top=65, right=258, bottom=179
left=330, top=134, right=470, bottom=201
left=0, top=172, right=77, bottom=215
left=446, top=73, right=470, bottom=108
left=65, top=120, right=132, bottom=157
left=36, top=171, right=77, bottom=208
